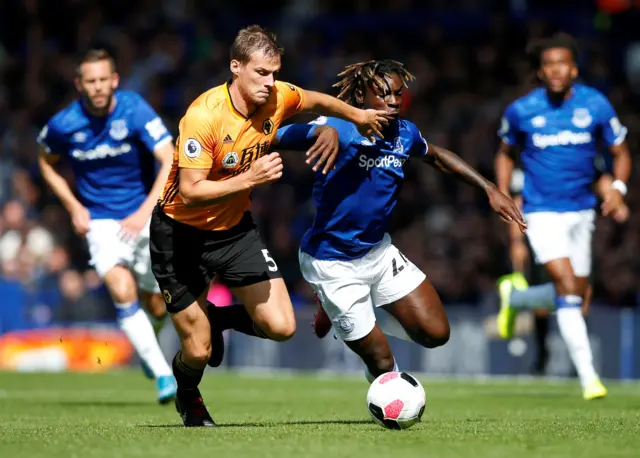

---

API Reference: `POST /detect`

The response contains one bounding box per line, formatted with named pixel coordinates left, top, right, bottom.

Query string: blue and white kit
left=499, top=84, right=626, bottom=275
left=276, top=116, right=428, bottom=341
left=37, top=90, right=172, bottom=291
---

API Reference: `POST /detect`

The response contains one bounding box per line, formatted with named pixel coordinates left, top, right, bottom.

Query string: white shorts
left=524, top=209, right=595, bottom=277
left=299, top=234, right=426, bottom=341
left=85, top=218, right=160, bottom=293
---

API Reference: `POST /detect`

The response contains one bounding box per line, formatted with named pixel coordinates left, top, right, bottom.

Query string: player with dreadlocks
left=274, top=59, right=525, bottom=382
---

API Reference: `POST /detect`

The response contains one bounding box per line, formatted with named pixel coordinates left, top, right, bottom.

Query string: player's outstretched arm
left=300, top=90, right=394, bottom=142
left=37, top=148, right=90, bottom=236
left=494, top=141, right=515, bottom=197
left=424, top=142, right=527, bottom=231
left=274, top=123, right=340, bottom=174
left=178, top=153, right=283, bottom=206
left=507, top=195, right=530, bottom=272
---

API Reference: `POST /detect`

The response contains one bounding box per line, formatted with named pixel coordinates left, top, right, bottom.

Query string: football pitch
left=1, top=371, right=639, bottom=458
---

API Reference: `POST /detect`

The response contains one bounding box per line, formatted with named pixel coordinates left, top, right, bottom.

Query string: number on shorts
left=261, top=249, right=278, bottom=272
left=392, top=251, right=409, bottom=277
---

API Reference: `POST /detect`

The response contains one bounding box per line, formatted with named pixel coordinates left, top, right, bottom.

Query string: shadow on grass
left=141, top=419, right=373, bottom=429
left=46, top=400, right=157, bottom=407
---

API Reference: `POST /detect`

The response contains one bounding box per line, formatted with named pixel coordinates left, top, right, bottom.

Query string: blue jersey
left=276, top=116, right=428, bottom=261
left=37, top=90, right=172, bottom=219
left=499, top=84, right=626, bottom=213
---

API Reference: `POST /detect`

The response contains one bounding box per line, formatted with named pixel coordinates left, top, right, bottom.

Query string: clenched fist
left=248, top=152, right=284, bottom=187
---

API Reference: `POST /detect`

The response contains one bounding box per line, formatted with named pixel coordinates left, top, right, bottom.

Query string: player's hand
left=612, top=202, right=630, bottom=223
left=306, top=126, right=340, bottom=174
left=70, top=205, right=91, bottom=236
left=601, top=189, right=625, bottom=220
left=249, top=152, right=283, bottom=186
left=356, top=109, right=396, bottom=142
left=118, top=210, right=148, bottom=244
left=486, top=187, right=527, bottom=232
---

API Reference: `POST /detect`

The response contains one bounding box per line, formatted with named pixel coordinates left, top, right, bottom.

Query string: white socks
left=116, top=302, right=172, bottom=378
left=555, top=296, right=598, bottom=387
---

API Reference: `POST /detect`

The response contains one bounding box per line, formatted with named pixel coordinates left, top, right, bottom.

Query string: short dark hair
left=333, top=60, right=415, bottom=108
left=230, top=25, right=283, bottom=64
left=76, top=49, right=116, bottom=77
left=527, top=32, right=579, bottom=67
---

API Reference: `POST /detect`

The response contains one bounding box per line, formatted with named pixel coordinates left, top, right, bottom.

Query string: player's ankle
left=172, top=351, right=205, bottom=390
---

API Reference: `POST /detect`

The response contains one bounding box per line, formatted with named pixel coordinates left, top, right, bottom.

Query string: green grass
left=1, top=371, right=639, bottom=457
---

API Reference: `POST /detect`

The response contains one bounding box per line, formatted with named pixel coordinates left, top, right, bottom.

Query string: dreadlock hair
left=526, top=32, right=579, bottom=69
left=333, top=60, right=415, bottom=108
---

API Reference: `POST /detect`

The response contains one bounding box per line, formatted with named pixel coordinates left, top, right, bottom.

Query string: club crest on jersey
left=222, top=152, right=239, bottom=169
left=262, top=119, right=274, bottom=135
left=572, top=109, right=592, bottom=128
left=393, top=137, right=404, bottom=154
left=184, top=138, right=202, bottom=159
left=531, top=116, right=546, bottom=128
left=109, top=119, right=129, bottom=141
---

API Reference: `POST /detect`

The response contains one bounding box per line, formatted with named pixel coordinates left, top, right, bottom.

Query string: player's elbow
left=178, top=184, right=198, bottom=207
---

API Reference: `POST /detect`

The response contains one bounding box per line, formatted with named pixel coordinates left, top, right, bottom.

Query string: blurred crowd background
left=1, top=0, right=640, bottom=333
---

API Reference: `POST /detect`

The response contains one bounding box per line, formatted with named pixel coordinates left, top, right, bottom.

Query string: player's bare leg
left=544, top=258, right=606, bottom=399
left=170, top=288, right=216, bottom=426
left=582, top=284, right=593, bottom=316
left=140, top=291, right=169, bottom=330
left=381, top=279, right=450, bottom=349
left=343, top=324, right=397, bottom=382
left=532, top=309, right=550, bottom=375
left=312, top=280, right=450, bottom=349
left=103, top=265, right=175, bottom=403
left=312, top=291, right=332, bottom=338
left=231, top=278, right=296, bottom=341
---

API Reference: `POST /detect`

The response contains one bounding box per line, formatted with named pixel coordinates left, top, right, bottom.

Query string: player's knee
left=262, top=317, right=296, bottom=342
left=104, top=266, right=137, bottom=303
left=410, top=320, right=450, bottom=349
left=144, top=293, right=168, bottom=319
left=182, top=341, right=212, bottom=367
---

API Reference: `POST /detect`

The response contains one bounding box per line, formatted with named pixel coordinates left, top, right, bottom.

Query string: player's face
left=364, top=72, right=403, bottom=118
left=75, top=60, right=119, bottom=111
left=538, top=47, right=578, bottom=95
left=231, top=51, right=281, bottom=106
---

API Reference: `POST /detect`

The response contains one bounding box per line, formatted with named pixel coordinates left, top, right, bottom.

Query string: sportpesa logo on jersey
left=359, top=154, right=406, bottom=171
left=71, top=143, right=132, bottom=161
left=532, top=131, right=592, bottom=149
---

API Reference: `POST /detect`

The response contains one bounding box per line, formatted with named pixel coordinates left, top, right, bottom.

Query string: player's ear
left=536, top=68, right=544, bottom=82
left=111, top=72, right=120, bottom=89
left=570, top=66, right=578, bottom=80
left=230, top=59, right=241, bottom=77
left=74, top=77, right=83, bottom=93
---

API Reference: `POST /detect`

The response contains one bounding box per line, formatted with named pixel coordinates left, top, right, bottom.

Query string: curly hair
left=527, top=32, right=579, bottom=67
left=332, top=60, right=415, bottom=108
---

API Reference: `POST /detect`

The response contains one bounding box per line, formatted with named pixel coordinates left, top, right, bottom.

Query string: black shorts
left=149, top=205, right=282, bottom=313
